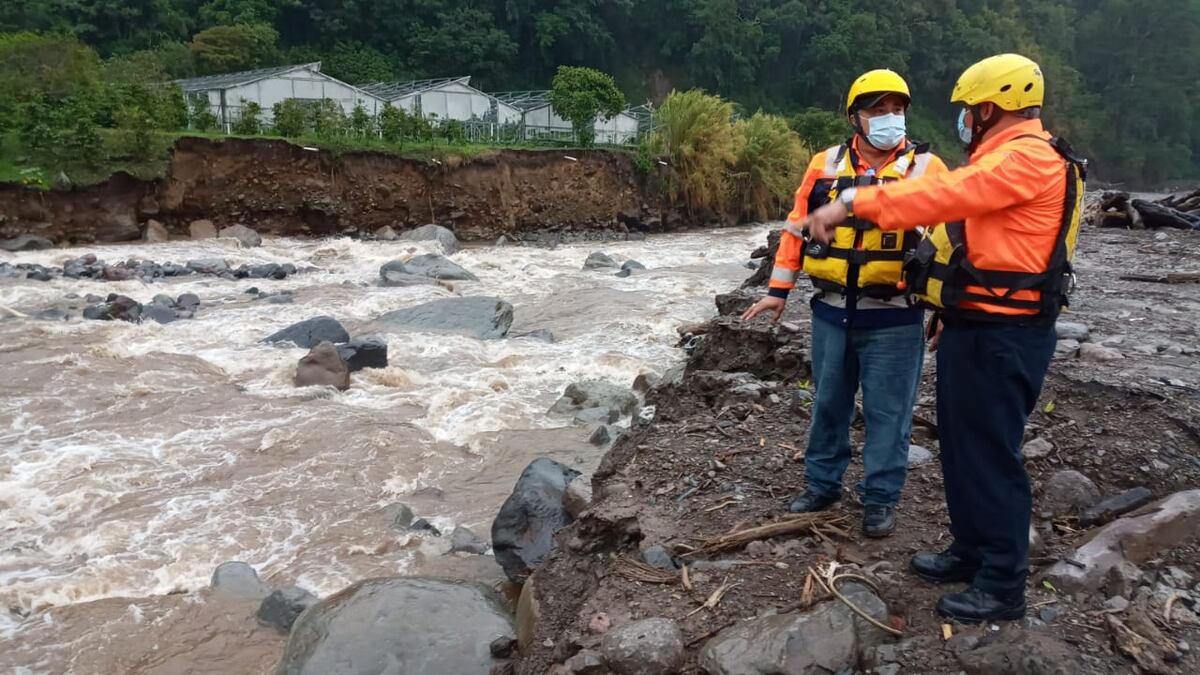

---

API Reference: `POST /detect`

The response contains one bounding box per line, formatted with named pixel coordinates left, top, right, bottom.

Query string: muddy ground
left=515, top=219, right=1200, bottom=673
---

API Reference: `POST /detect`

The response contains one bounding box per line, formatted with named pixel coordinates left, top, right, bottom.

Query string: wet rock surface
left=336, top=336, right=388, bottom=372
left=368, top=296, right=513, bottom=339
left=491, top=458, right=580, bottom=582
left=210, top=561, right=270, bottom=600
left=400, top=223, right=459, bottom=253
left=294, top=342, right=351, bottom=390
left=257, top=586, right=318, bottom=633
left=380, top=253, right=477, bottom=282
left=265, top=316, right=350, bottom=348
left=277, top=577, right=514, bottom=675
left=600, top=617, right=684, bottom=675
left=550, top=381, right=638, bottom=424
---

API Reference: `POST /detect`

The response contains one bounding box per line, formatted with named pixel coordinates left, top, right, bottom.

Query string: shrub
left=549, top=66, right=624, bottom=147
left=271, top=99, right=307, bottom=137
left=648, top=89, right=740, bottom=215
left=116, top=105, right=157, bottom=163
left=729, top=111, right=808, bottom=221
left=350, top=102, right=373, bottom=138
left=232, top=100, right=262, bottom=135
left=310, top=99, right=346, bottom=140
left=788, top=107, right=848, bottom=152
left=191, top=96, right=218, bottom=131
left=379, top=102, right=405, bottom=142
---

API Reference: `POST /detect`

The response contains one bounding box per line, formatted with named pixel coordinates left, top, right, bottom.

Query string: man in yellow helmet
left=742, top=70, right=948, bottom=538
left=800, top=54, right=1087, bottom=623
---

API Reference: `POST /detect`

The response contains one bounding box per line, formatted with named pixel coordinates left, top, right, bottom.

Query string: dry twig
left=685, top=576, right=740, bottom=618
left=683, top=513, right=849, bottom=556
left=612, top=555, right=678, bottom=584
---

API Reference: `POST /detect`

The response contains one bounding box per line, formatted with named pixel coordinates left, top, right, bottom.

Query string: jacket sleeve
left=852, top=145, right=1047, bottom=231
left=768, top=153, right=825, bottom=298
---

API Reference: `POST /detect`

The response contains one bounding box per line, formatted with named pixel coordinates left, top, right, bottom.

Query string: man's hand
left=926, top=314, right=944, bottom=352
left=802, top=201, right=849, bottom=245
left=741, top=296, right=786, bottom=322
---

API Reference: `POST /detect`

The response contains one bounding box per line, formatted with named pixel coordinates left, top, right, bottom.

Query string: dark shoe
left=937, top=586, right=1026, bottom=623
left=862, top=505, right=895, bottom=538
left=909, top=550, right=980, bottom=583
left=789, top=490, right=840, bottom=513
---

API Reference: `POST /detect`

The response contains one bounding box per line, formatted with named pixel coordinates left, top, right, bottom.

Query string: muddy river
left=0, top=226, right=766, bottom=672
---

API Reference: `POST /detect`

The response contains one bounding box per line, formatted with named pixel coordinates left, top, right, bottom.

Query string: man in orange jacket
left=743, top=70, right=948, bottom=538
left=800, top=54, right=1086, bottom=623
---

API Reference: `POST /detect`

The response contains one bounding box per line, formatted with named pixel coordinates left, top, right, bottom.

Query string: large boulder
left=1, top=234, right=54, bottom=252
left=277, top=577, right=514, bottom=675
left=549, top=380, right=638, bottom=423
left=219, top=224, right=262, bottom=248
left=368, top=296, right=513, bottom=340
left=337, top=336, right=388, bottom=372
left=144, top=219, right=169, bottom=242
left=491, top=458, right=581, bottom=582
left=393, top=254, right=478, bottom=281
left=186, top=258, right=230, bottom=275
left=264, top=316, right=350, bottom=348
left=378, top=260, right=438, bottom=287
left=583, top=252, right=619, bottom=270
left=82, top=295, right=142, bottom=322
left=953, top=625, right=1081, bottom=674
left=1046, top=489, right=1200, bottom=592
left=698, top=582, right=890, bottom=674
left=400, top=224, right=459, bottom=254
left=295, top=342, right=351, bottom=390
left=600, top=618, right=685, bottom=675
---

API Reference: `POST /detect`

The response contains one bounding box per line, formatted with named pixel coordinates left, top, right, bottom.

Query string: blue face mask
left=864, top=112, right=906, bottom=150
left=957, top=109, right=973, bottom=145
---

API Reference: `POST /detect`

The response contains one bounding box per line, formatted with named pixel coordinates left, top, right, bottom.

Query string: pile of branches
left=1096, top=189, right=1200, bottom=230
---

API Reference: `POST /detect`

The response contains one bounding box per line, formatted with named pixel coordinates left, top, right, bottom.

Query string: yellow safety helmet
left=951, top=54, right=1044, bottom=111
left=845, top=69, right=911, bottom=115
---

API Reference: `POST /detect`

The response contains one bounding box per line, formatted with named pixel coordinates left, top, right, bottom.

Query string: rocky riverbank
left=0, top=137, right=697, bottom=247
left=508, top=214, right=1200, bottom=673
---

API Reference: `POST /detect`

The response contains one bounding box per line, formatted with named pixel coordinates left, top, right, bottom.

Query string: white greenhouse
left=493, top=91, right=641, bottom=145
left=362, top=77, right=522, bottom=125
left=176, top=62, right=384, bottom=131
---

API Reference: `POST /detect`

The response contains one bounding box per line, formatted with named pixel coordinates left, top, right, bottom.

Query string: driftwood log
left=1097, top=189, right=1200, bottom=230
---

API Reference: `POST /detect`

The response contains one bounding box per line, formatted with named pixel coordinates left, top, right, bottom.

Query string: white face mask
left=864, top=112, right=906, bottom=150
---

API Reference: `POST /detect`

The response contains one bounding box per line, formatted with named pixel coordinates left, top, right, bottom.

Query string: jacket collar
left=971, top=118, right=1047, bottom=159
left=851, top=135, right=909, bottom=172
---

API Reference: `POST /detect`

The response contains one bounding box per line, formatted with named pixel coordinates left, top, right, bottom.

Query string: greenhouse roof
left=362, top=77, right=473, bottom=101
left=175, top=63, right=323, bottom=92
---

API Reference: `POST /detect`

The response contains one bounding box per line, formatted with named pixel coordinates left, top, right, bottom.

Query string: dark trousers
left=936, top=318, right=1056, bottom=596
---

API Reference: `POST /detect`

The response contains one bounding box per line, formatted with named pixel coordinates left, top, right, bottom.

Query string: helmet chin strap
left=966, top=104, right=1001, bottom=154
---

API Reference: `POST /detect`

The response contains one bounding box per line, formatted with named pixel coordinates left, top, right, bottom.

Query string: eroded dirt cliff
left=0, top=138, right=685, bottom=245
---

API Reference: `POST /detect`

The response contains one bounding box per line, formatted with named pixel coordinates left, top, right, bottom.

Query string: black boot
left=910, top=550, right=980, bottom=583
left=937, top=586, right=1026, bottom=623
left=788, top=490, right=839, bottom=513
left=862, top=505, right=895, bottom=538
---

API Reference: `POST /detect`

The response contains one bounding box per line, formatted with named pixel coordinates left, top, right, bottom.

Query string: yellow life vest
left=901, top=135, right=1086, bottom=320
left=802, top=142, right=937, bottom=300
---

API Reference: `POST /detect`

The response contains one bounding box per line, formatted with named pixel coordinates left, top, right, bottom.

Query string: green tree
left=311, top=99, right=346, bottom=139
left=191, top=95, right=218, bottom=131
left=350, top=102, right=373, bottom=138
left=788, top=108, right=848, bottom=152
left=548, top=65, right=624, bottom=146
left=272, top=99, right=308, bottom=137
left=116, top=105, right=157, bottom=163
left=730, top=111, right=807, bottom=221
left=158, top=85, right=189, bottom=130
left=190, top=23, right=279, bottom=74
left=232, top=99, right=262, bottom=134
left=322, top=41, right=397, bottom=84
left=379, top=102, right=405, bottom=142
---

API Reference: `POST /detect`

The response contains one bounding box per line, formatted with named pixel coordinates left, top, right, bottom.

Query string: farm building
left=493, top=91, right=642, bottom=145
left=176, top=62, right=384, bottom=131
left=362, top=77, right=522, bottom=125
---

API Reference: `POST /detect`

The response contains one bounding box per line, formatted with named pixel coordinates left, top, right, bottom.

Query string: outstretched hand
left=741, top=295, right=786, bottom=323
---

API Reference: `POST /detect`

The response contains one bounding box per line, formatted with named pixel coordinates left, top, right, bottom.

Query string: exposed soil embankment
left=0, top=138, right=684, bottom=245
left=515, top=222, right=1200, bottom=674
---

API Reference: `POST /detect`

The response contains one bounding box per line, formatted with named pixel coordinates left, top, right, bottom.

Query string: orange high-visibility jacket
left=769, top=137, right=948, bottom=296
left=850, top=119, right=1069, bottom=316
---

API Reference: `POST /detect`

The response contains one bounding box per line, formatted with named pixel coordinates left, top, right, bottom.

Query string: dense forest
left=1, top=0, right=1198, bottom=184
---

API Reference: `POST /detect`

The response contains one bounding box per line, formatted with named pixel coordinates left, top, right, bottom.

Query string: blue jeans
left=804, top=316, right=925, bottom=506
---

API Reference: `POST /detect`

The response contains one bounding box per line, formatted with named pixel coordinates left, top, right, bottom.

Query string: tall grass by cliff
left=650, top=90, right=808, bottom=222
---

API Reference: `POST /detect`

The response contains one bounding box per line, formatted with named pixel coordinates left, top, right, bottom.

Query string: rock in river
left=399, top=253, right=478, bottom=281
left=583, top=252, right=618, bottom=270
left=277, top=577, right=513, bottom=675
left=0, top=234, right=54, bottom=251
left=210, top=561, right=270, bottom=600
left=257, top=586, right=318, bottom=633
left=368, top=296, right=513, bottom=340
left=400, top=223, right=459, bottom=254
left=219, top=223, right=262, bottom=248
left=295, top=342, right=350, bottom=390
left=549, top=380, right=638, bottom=422
left=698, top=582, right=890, bottom=674
left=491, top=458, right=580, bottom=582
left=264, top=316, right=350, bottom=348
left=337, top=336, right=388, bottom=372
